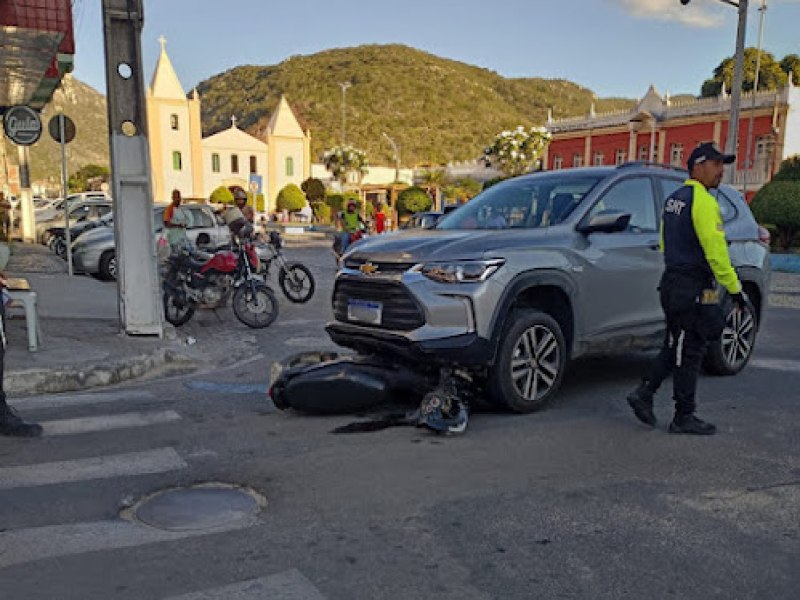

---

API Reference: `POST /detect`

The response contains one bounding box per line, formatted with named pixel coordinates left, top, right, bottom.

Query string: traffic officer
left=627, top=142, right=748, bottom=435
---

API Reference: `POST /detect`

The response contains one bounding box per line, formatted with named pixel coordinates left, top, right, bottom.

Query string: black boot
left=0, top=397, right=43, bottom=438
left=626, top=379, right=656, bottom=427
left=669, top=414, right=716, bottom=435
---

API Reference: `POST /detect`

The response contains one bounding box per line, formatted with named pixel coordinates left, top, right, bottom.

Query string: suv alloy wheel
left=704, top=298, right=757, bottom=375
left=488, top=310, right=567, bottom=413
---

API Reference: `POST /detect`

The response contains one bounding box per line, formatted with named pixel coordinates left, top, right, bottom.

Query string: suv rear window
left=436, top=174, right=602, bottom=230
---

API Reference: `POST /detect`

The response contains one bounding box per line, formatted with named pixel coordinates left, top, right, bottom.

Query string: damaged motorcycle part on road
left=269, top=351, right=430, bottom=415
left=415, top=369, right=471, bottom=435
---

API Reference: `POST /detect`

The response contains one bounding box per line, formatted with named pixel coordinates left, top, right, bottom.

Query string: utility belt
left=659, top=266, right=725, bottom=341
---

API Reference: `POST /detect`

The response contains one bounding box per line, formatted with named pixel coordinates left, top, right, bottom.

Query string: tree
left=397, top=186, right=432, bottom=215
left=68, top=164, right=109, bottom=192
left=750, top=181, right=800, bottom=250
left=419, top=168, right=447, bottom=208
left=443, top=177, right=482, bottom=203
left=325, top=192, right=360, bottom=212
left=311, top=202, right=331, bottom=223
left=482, top=126, right=551, bottom=177
left=780, top=54, right=800, bottom=85
left=322, top=145, right=368, bottom=185
left=276, top=183, right=307, bottom=212
left=210, top=186, right=234, bottom=204
left=701, top=48, right=788, bottom=97
left=301, top=177, right=326, bottom=203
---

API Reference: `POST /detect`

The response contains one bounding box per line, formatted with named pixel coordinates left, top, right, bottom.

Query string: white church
left=145, top=37, right=311, bottom=211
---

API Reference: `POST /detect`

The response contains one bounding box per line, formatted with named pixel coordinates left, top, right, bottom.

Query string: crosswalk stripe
left=12, top=389, right=155, bottom=411
left=0, top=447, right=187, bottom=490
left=163, top=570, right=327, bottom=600
left=40, top=410, right=182, bottom=436
left=0, top=513, right=257, bottom=570
left=750, top=358, right=800, bottom=372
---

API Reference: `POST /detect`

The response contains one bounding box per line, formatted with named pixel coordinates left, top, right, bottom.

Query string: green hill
left=196, top=44, right=636, bottom=166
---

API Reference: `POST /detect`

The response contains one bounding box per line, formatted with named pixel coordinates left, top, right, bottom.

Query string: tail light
left=757, top=226, right=771, bottom=246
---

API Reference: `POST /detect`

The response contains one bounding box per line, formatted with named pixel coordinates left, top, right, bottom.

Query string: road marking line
left=0, top=447, right=187, bottom=490
left=40, top=410, right=181, bottom=436
left=12, top=389, right=154, bottom=411
left=163, top=569, right=327, bottom=600
left=184, top=381, right=268, bottom=394
left=0, top=514, right=257, bottom=570
left=749, top=358, right=800, bottom=372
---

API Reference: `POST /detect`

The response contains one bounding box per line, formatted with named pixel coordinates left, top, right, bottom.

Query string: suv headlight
left=414, top=259, right=505, bottom=283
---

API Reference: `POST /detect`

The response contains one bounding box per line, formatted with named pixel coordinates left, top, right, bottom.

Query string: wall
left=201, top=144, right=267, bottom=199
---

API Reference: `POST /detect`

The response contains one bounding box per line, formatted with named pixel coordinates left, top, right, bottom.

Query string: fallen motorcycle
left=162, top=240, right=278, bottom=329
left=259, top=231, right=315, bottom=303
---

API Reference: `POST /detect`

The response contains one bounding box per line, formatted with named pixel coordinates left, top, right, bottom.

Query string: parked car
left=36, top=198, right=112, bottom=243
left=48, top=212, right=114, bottom=258
left=72, top=204, right=231, bottom=280
left=401, top=211, right=443, bottom=229
left=328, top=163, right=771, bottom=413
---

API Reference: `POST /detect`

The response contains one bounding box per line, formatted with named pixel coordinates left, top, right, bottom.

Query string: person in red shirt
left=375, top=202, right=387, bottom=234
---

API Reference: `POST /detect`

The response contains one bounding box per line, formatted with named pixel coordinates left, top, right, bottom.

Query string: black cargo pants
left=645, top=269, right=723, bottom=416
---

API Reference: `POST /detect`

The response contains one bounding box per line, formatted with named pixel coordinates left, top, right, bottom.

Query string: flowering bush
left=323, top=145, right=369, bottom=184
left=482, top=126, right=551, bottom=177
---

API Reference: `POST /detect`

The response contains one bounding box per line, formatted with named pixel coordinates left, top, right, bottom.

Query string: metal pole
left=725, top=0, right=749, bottom=184
left=742, top=0, right=767, bottom=198
left=59, top=114, right=73, bottom=276
left=339, top=82, right=350, bottom=145
left=382, top=132, right=400, bottom=182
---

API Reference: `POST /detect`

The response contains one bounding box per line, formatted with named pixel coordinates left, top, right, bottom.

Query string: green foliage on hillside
left=68, top=164, right=109, bottom=192
left=196, top=44, right=636, bottom=167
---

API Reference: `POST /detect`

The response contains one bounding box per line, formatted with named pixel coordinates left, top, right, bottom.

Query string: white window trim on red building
left=545, top=81, right=800, bottom=198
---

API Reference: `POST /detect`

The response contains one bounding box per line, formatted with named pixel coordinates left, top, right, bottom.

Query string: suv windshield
left=436, top=174, right=603, bottom=230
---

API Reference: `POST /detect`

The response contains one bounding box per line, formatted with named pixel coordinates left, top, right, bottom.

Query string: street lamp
left=339, top=82, right=351, bottom=145
left=681, top=0, right=749, bottom=184
left=382, top=132, right=400, bottom=183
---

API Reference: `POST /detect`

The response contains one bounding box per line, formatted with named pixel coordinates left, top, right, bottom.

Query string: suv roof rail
left=617, top=161, right=687, bottom=173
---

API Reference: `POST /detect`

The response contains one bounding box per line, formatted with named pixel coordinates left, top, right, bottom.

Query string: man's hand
left=731, top=291, right=749, bottom=312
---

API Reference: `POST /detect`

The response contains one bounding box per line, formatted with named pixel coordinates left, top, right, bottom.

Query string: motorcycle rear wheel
left=163, top=291, right=195, bottom=327
left=232, top=283, right=278, bottom=329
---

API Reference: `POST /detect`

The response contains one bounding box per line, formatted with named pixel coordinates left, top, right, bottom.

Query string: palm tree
left=419, top=168, right=447, bottom=210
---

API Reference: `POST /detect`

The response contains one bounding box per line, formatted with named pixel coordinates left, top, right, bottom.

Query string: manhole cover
left=131, top=483, right=265, bottom=532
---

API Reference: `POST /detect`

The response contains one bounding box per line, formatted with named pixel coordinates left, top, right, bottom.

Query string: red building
left=545, top=82, right=800, bottom=199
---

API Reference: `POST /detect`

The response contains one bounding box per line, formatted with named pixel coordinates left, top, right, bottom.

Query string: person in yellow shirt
left=627, top=142, right=748, bottom=436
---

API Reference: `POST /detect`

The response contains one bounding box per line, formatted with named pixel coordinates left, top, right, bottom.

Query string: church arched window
left=172, top=151, right=182, bottom=171
left=170, top=114, right=179, bottom=130
left=285, top=157, right=294, bottom=176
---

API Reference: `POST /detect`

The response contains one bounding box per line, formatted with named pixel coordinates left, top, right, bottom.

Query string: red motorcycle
left=162, top=241, right=278, bottom=328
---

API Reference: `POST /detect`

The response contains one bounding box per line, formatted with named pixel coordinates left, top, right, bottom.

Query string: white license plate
left=347, top=299, right=382, bottom=325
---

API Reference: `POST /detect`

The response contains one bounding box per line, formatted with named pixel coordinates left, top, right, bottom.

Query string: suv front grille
left=334, top=279, right=425, bottom=331
left=343, top=259, right=417, bottom=275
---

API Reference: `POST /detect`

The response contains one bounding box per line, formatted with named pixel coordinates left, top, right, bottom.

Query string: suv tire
left=98, top=250, right=117, bottom=281
left=488, top=310, right=567, bottom=413
left=703, top=299, right=757, bottom=376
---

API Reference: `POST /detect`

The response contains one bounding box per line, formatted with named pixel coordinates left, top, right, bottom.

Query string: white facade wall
left=201, top=142, right=268, bottom=198
left=158, top=104, right=195, bottom=199
left=782, top=85, right=800, bottom=161
left=310, top=164, right=414, bottom=186
left=270, top=139, right=305, bottom=197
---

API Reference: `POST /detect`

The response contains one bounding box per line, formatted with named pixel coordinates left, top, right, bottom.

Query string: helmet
left=416, top=387, right=468, bottom=435
left=229, top=186, right=247, bottom=202
left=346, top=198, right=357, bottom=208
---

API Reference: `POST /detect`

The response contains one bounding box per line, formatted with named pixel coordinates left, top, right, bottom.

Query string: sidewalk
left=3, top=244, right=262, bottom=397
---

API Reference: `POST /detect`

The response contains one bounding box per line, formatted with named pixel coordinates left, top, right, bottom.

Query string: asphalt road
left=1, top=248, right=798, bottom=600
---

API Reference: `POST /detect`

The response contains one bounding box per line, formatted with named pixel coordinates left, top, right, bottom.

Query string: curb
left=6, top=348, right=196, bottom=397
left=770, top=254, right=800, bottom=274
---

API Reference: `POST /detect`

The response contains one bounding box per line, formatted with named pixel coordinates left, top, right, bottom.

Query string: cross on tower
left=231, top=115, right=237, bottom=128
left=158, top=35, right=167, bottom=52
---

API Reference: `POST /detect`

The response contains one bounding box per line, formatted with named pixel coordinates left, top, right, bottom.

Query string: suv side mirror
left=577, top=210, right=631, bottom=235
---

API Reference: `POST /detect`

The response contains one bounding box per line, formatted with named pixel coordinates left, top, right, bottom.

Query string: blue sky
left=72, top=0, right=800, bottom=100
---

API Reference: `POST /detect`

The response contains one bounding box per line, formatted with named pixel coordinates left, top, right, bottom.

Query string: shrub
left=325, top=192, right=360, bottom=213
left=247, top=192, right=265, bottom=212
left=750, top=180, right=800, bottom=250
left=311, top=201, right=331, bottom=223
left=397, top=186, right=432, bottom=215
left=276, top=184, right=307, bottom=212
left=210, top=186, right=234, bottom=204
left=772, top=155, right=800, bottom=182
left=481, top=177, right=506, bottom=190
left=301, top=178, right=327, bottom=203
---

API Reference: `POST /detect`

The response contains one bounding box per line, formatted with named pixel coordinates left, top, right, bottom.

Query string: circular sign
left=48, top=114, right=77, bottom=144
left=2, top=105, right=42, bottom=146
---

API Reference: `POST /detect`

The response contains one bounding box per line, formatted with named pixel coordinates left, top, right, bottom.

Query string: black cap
left=687, top=142, right=735, bottom=171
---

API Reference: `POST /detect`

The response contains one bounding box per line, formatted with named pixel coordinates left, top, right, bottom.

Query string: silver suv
left=327, top=164, right=770, bottom=412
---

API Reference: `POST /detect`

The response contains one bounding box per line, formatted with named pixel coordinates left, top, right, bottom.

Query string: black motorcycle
left=259, top=231, right=315, bottom=304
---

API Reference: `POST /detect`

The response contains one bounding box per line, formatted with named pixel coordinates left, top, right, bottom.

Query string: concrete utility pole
left=382, top=132, right=400, bottom=182
left=101, top=0, right=163, bottom=336
left=742, top=0, right=767, bottom=197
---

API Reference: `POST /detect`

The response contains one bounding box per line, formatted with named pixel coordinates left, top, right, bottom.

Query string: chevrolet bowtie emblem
left=359, top=262, right=379, bottom=275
